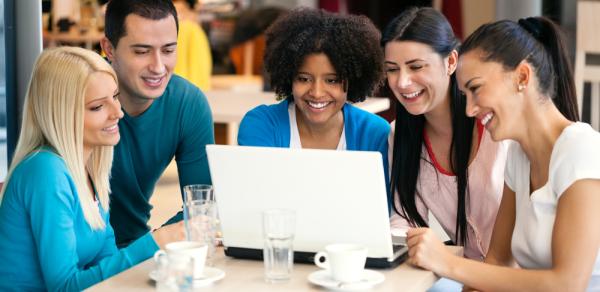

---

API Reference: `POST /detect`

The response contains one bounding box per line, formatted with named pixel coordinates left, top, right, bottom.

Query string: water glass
left=184, top=200, right=218, bottom=266
left=183, top=184, right=214, bottom=203
left=184, top=184, right=222, bottom=242
left=262, top=209, right=296, bottom=283
left=154, top=252, right=194, bottom=292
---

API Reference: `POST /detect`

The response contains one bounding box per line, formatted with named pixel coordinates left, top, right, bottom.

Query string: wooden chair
left=575, top=1, right=600, bottom=130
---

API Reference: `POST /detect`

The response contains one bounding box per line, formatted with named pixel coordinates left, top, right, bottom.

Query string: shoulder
left=14, top=150, right=68, bottom=176
left=163, top=75, right=211, bottom=117
left=550, top=123, right=600, bottom=195
left=344, top=103, right=391, bottom=135
left=241, top=100, right=289, bottom=127
left=165, top=75, right=209, bottom=103
left=8, top=150, right=75, bottom=204
left=238, top=100, right=290, bottom=146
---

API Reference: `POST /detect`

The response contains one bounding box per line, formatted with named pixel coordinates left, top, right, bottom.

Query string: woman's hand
left=406, top=227, right=455, bottom=275
left=152, top=221, right=186, bottom=249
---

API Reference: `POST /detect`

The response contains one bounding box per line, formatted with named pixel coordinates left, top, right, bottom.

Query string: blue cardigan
left=0, top=150, right=158, bottom=291
left=238, top=99, right=391, bottom=198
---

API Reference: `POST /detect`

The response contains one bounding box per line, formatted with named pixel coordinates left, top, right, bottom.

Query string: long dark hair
left=382, top=7, right=474, bottom=245
left=460, top=17, right=579, bottom=122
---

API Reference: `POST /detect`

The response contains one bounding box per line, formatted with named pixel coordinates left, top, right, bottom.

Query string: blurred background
left=0, top=1, right=593, bottom=228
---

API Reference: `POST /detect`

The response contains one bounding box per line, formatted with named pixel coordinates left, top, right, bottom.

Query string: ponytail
left=518, top=17, right=579, bottom=121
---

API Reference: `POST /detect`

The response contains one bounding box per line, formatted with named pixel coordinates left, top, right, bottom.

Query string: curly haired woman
left=237, top=8, right=391, bottom=191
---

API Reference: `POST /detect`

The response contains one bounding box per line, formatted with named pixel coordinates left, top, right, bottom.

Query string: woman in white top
left=405, top=17, right=600, bottom=291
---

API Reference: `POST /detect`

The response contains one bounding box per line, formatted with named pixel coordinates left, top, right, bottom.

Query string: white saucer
left=149, top=267, right=225, bottom=287
left=308, top=269, right=385, bottom=291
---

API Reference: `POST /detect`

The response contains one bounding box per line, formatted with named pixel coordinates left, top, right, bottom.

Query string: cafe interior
left=2, top=0, right=599, bottom=290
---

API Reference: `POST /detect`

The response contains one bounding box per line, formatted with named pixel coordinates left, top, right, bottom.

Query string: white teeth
left=481, top=112, right=494, bottom=126
left=103, top=125, right=118, bottom=131
left=143, top=77, right=162, bottom=84
left=401, top=90, right=423, bottom=99
left=307, top=101, right=330, bottom=109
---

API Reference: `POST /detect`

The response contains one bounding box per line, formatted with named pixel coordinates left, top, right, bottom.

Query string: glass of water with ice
left=262, top=209, right=296, bottom=283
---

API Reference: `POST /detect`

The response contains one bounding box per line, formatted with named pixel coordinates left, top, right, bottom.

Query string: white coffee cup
left=154, top=241, right=208, bottom=279
left=314, top=243, right=368, bottom=282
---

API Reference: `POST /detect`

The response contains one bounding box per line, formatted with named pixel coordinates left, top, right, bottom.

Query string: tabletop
left=87, top=246, right=462, bottom=291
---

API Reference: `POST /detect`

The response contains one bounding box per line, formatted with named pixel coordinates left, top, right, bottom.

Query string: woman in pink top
left=382, top=7, right=508, bottom=260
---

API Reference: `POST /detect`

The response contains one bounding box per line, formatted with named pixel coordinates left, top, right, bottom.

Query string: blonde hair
left=0, top=47, right=117, bottom=229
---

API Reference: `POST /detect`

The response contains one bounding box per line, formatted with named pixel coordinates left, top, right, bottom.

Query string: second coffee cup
left=154, top=240, right=208, bottom=279
left=314, top=243, right=368, bottom=283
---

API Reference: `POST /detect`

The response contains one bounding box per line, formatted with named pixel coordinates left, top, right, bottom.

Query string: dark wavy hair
left=382, top=7, right=473, bottom=246
left=263, top=8, right=384, bottom=102
left=460, top=17, right=579, bottom=122
left=105, top=0, right=179, bottom=47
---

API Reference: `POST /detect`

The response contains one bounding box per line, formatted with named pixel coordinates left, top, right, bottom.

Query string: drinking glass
left=262, top=209, right=296, bottom=283
left=184, top=200, right=218, bottom=266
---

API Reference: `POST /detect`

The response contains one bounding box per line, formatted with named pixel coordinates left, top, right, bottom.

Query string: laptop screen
left=206, top=145, right=394, bottom=259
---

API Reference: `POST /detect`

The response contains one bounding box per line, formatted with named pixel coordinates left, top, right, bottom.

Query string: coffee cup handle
left=153, top=250, right=167, bottom=263
left=314, top=251, right=329, bottom=269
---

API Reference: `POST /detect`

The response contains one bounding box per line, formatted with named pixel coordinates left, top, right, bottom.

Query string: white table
left=204, top=90, right=391, bottom=144
left=87, top=246, right=462, bottom=291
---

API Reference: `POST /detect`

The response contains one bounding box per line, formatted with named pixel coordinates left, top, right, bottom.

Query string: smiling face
left=83, top=72, right=124, bottom=154
left=292, top=53, right=347, bottom=129
left=384, top=41, right=456, bottom=116
left=457, top=50, right=524, bottom=141
left=103, top=13, right=178, bottom=105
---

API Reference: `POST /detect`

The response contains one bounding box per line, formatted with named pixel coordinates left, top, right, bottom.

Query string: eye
left=134, top=50, right=149, bottom=55
left=90, top=104, right=103, bottom=111
left=163, top=48, right=176, bottom=54
left=469, top=85, right=481, bottom=93
left=385, top=67, right=399, bottom=73
left=409, top=65, right=423, bottom=70
left=325, top=78, right=341, bottom=84
left=113, top=92, right=120, bottom=100
left=295, top=76, right=311, bottom=83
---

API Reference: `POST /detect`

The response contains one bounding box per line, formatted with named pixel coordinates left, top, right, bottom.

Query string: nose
left=148, top=51, right=166, bottom=74
left=396, top=71, right=412, bottom=88
left=465, top=93, right=479, bottom=117
left=310, top=79, right=325, bottom=98
left=110, top=98, right=124, bottom=120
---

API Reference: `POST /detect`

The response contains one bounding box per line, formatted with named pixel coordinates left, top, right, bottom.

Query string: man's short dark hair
left=105, top=0, right=179, bottom=47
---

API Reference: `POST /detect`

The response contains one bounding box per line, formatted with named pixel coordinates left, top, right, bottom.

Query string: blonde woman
left=0, top=47, right=179, bottom=290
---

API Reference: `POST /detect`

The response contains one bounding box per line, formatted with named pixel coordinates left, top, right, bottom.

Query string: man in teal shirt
left=100, top=0, right=214, bottom=247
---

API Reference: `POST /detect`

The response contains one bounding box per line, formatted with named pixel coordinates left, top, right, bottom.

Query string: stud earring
left=518, top=84, right=526, bottom=92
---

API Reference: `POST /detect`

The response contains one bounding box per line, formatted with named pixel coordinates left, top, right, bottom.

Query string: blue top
left=238, top=99, right=391, bottom=198
left=110, top=75, right=215, bottom=246
left=0, top=150, right=158, bottom=291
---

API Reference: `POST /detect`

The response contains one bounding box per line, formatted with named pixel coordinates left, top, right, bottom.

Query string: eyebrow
left=86, top=96, right=109, bottom=105
left=86, top=91, right=119, bottom=105
left=130, top=42, right=177, bottom=49
left=464, top=77, right=482, bottom=89
left=296, top=72, right=338, bottom=76
left=384, top=58, right=425, bottom=66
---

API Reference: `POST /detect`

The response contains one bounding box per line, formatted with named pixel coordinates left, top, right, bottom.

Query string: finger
left=406, top=233, right=423, bottom=248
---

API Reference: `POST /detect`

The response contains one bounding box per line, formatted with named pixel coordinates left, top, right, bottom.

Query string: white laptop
left=206, top=145, right=407, bottom=268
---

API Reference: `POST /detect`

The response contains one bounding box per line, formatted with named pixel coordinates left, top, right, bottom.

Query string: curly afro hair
left=263, top=8, right=384, bottom=103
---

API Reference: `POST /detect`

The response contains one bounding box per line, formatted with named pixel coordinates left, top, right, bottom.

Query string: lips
left=400, top=89, right=424, bottom=99
left=480, top=112, right=494, bottom=126
left=102, top=124, right=119, bottom=134
left=399, top=89, right=425, bottom=103
left=307, top=100, right=332, bottom=109
left=142, top=75, right=165, bottom=88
